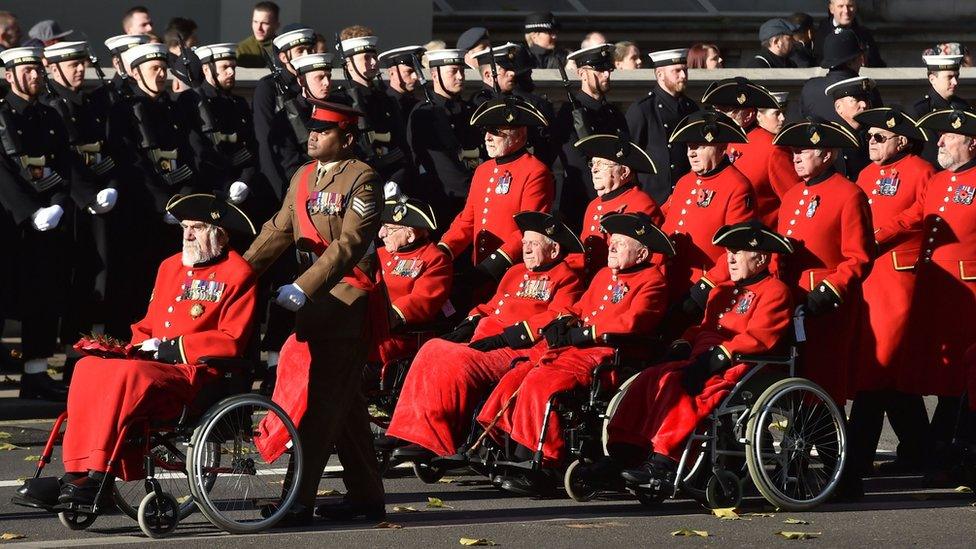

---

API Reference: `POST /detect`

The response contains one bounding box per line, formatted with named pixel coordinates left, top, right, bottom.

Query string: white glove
left=163, top=212, right=180, bottom=225
left=228, top=181, right=249, bottom=204
left=87, top=188, right=118, bottom=214
left=383, top=181, right=400, bottom=200
left=139, top=338, right=161, bottom=352
left=274, top=283, right=307, bottom=312
left=31, top=205, right=65, bottom=231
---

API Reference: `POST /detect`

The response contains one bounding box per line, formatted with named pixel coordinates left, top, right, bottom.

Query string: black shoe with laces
left=19, top=372, right=68, bottom=402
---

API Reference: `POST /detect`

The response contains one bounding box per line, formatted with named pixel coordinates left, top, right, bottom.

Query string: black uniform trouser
left=847, top=390, right=930, bottom=476
left=17, top=226, right=69, bottom=360
left=61, top=210, right=109, bottom=344
left=931, top=396, right=963, bottom=447
left=258, top=250, right=296, bottom=355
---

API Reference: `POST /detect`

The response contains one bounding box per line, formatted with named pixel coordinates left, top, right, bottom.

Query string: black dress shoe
left=13, top=477, right=61, bottom=508
left=58, top=476, right=111, bottom=507
left=392, top=444, right=436, bottom=461
left=19, top=372, right=68, bottom=402
left=875, top=458, right=923, bottom=476
left=315, top=499, right=386, bottom=521
left=622, top=454, right=676, bottom=491
left=578, top=458, right=624, bottom=489
left=264, top=503, right=313, bottom=527
left=374, top=435, right=410, bottom=452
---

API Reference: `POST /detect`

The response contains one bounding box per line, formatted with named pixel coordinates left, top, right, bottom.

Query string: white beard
left=182, top=240, right=221, bottom=266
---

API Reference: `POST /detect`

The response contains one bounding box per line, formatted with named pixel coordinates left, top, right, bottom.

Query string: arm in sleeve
left=823, top=189, right=875, bottom=302
left=437, top=180, right=476, bottom=260
left=716, top=285, right=792, bottom=359
left=0, top=161, right=44, bottom=225
left=128, top=265, right=168, bottom=344
left=390, top=251, right=453, bottom=324
left=874, top=172, right=931, bottom=246
left=243, top=170, right=299, bottom=276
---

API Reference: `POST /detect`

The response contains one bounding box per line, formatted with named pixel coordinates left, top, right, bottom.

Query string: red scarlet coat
left=661, top=161, right=757, bottom=302
left=854, top=153, right=934, bottom=392
left=477, top=263, right=668, bottom=463
left=438, top=149, right=553, bottom=267
left=776, top=170, right=874, bottom=402
left=62, top=251, right=256, bottom=479
left=566, top=184, right=663, bottom=280
left=385, top=259, right=583, bottom=455
left=876, top=161, right=976, bottom=396
left=726, top=125, right=803, bottom=227
left=606, top=273, right=792, bottom=460
left=371, top=241, right=453, bottom=364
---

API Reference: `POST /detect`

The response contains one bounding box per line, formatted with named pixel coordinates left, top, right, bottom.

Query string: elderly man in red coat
left=479, top=213, right=672, bottom=496
left=846, top=107, right=935, bottom=478
left=702, top=77, right=803, bottom=226
left=16, top=194, right=257, bottom=508
left=377, top=212, right=584, bottom=460
left=569, top=134, right=663, bottom=281
left=371, top=196, right=453, bottom=365
left=590, top=222, right=793, bottom=492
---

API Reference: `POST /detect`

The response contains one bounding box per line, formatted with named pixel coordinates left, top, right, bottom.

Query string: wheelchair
left=564, top=309, right=848, bottom=511
left=12, top=357, right=304, bottom=538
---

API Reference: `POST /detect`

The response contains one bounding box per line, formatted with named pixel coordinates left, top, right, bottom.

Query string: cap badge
left=544, top=224, right=556, bottom=236
left=210, top=210, right=221, bottom=220
left=951, top=116, right=963, bottom=129
left=736, top=93, right=747, bottom=105
left=505, top=112, right=515, bottom=123
left=885, top=116, right=896, bottom=129
left=749, top=237, right=759, bottom=247
left=392, top=204, right=407, bottom=222
left=810, top=131, right=821, bottom=145
left=635, top=225, right=646, bottom=236
left=704, top=131, right=714, bottom=143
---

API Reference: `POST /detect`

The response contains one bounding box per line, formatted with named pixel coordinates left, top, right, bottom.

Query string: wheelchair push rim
left=187, top=394, right=303, bottom=534
left=745, top=378, right=846, bottom=511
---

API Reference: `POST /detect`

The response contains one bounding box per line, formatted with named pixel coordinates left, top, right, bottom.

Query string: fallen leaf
left=177, top=495, right=192, bottom=504
left=0, top=432, right=10, bottom=439
left=426, top=496, right=453, bottom=509
left=954, top=486, right=973, bottom=493
left=564, top=521, right=626, bottom=529
left=0, top=533, right=26, bottom=541
left=0, top=443, right=21, bottom=451
left=459, top=538, right=497, bottom=546
left=316, top=489, right=343, bottom=496
left=775, top=531, right=821, bottom=540
left=671, top=529, right=709, bottom=537
left=712, top=508, right=745, bottom=520
left=783, top=518, right=811, bottom=525
left=770, top=419, right=789, bottom=431
left=23, top=455, right=41, bottom=462
left=393, top=506, right=420, bottom=513
left=742, top=512, right=775, bottom=518
left=438, top=476, right=460, bottom=484
left=374, top=521, right=403, bottom=529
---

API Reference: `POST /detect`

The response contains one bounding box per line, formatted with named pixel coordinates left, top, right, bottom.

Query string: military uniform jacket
left=625, top=83, right=699, bottom=204
left=334, top=81, right=413, bottom=187
left=244, top=158, right=382, bottom=340
left=254, top=70, right=303, bottom=200
left=378, top=241, right=452, bottom=325
left=661, top=160, right=757, bottom=300
left=132, top=250, right=257, bottom=364
left=439, top=149, right=554, bottom=268
left=106, top=88, right=206, bottom=214
left=406, top=91, right=481, bottom=202
left=727, top=124, right=802, bottom=227
left=800, top=67, right=882, bottom=124
left=469, top=259, right=583, bottom=342
left=386, top=86, right=420, bottom=125
left=0, top=93, right=76, bottom=227
left=567, top=184, right=663, bottom=280
left=558, top=262, right=668, bottom=340
left=745, top=49, right=797, bottom=68
left=910, top=88, right=970, bottom=169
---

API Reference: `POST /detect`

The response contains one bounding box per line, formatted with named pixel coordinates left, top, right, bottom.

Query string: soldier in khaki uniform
left=244, top=98, right=385, bottom=524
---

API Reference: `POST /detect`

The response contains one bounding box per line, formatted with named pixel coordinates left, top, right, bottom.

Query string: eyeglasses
left=587, top=159, right=615, bottom=171
left=867, top=132, right=891, bottom=144
left=485, top=126, right=515, bottom=136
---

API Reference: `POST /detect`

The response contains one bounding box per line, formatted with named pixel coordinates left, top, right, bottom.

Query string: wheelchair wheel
left=705, top=470, right=743, bottom=509
left=114, top=441, right=212, bottom=521
left=745, top=378, right=846, bottom=511
left=187, top=394, right=303, bottom=534
left=563, top=459, right=597, bottom=502
left=413, top=461, right=445, bottom=484
left=600, top=372, right=643, bottom=455
left=58, top=510, right=97, bottom=530
left=137, top=492, right=180, bottom=538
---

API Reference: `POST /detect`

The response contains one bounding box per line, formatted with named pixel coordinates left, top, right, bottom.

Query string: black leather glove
left=439, top=317, right=479, bottom=343
left=681, top=347, right=729, bottom=396
left=469, top=334, right=507, bottom=352
left=501, top=323, right=535, bottom=349
left=542, top=317, right=574, bottom=347
left=805, top=283, right=840, bottom=317
left=666, top=340, right=693, bottom=361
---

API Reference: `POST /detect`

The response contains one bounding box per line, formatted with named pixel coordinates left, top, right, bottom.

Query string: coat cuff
left=502, top=322, right=535, bottom=348
left=477, top=251, right=512, bottom=281
left=818, top=281, right=843, bottom=305
left=436, top=242, right=454, bottom=260
left=157, top=337, right=187, bottom=364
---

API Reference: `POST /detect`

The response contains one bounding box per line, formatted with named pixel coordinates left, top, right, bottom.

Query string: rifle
left=261, top=47, right=308, bottom=147
left=334, top=32, right=378, bottom=164
left=485, top=36, right=500, bottom=96
left=410, top=52, right=434, bottom=105
left=557, top=61, right=591, bottom=140
left=176, top=34, right=221, bottom=147
left=87, top=46, right=121, bottom=105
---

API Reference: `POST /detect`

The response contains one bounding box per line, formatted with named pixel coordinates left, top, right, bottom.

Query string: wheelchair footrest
left=492, top=459, right=537, bottom=471
left=10, top=494, right=59, bottom=512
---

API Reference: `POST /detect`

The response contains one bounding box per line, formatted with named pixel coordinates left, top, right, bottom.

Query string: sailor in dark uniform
left=102, top=34, right=149, bottom=102
left=378, top=45, right=425, bottom=125
left=911, top=54, right=970, bottom=168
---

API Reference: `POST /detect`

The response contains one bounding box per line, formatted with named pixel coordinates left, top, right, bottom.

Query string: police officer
left=523, top=12, right=568, bottom=70
left=625, top=48, right=699, bottom=204
left=335, top=28, right=413, bottom=191
left=824, top=76, right=875, bottom=180
left=244, top=99, right=385, bottom=524
left=253, top=26, right=314, bottom=201
left=0, top=46, right=79, bottom=399
left=40, top=41, right=121, bottom=374
left=554, top=43, right=627, bottom=230
left=911, top=54, right=969, bottom=168
left=406, top=48, right=481, bottom=223
left=377, top=45, right=425, bottom=124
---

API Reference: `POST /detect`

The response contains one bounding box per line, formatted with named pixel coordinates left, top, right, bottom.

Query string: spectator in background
left=581, top=31, right=607, bottom=49
left=24, top=20, right=72, bottom=48
left=523, top=11, right=568, bottom=69
left=687, top=43, right=722, bottom=69
left=814, top=0, right=885, bottom=67
left=164, top=17, right=198, bottom=93
left=122, top=6, right=154, bottom=36
left=927, top=42, right=974, bottom=67
left=614, top=41, right=642, bottom=70
left=237, top=1, right=280, bottom=68
left=456, top=27, right=489, bottom=70
left=312, top=33, right=328, bottom=54
left=746, top=18, right=797, bottom=68
left=0, top=11, right=21, bottom=51
left=790, top=12, right=817, bottom=67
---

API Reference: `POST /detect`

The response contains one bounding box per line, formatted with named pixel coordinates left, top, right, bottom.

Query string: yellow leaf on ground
left=0, top=533, right=26, bottom=541
left=438, top=477, right=460, bottom=484
left=427, top=496, right=453, bottom=509
left=0, top=443, right=21, bottom=451
left=0, top=432, right=10, bottom=439
left=775, top=531, right=821, bottom=540
left=713, top=508, right=745, bottom=520
left=393, top=506, right=420, bottom=513
left=316, top=489, right=342, bottom=496
left=23, top=455, right=40, bottom=462
left=742, top=512, right=775, bottom=518
left=954, top=486, right=973, bottom=493
left=783, top=518, right=811, bottom=525
left=671, top=529, right=709, bottom=537
left=459, top=538, right=498, bottom=546
left=374, top=521, right=403, bottom=529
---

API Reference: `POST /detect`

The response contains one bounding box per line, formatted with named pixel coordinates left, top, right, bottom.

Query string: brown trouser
left=296, top=337, right=384, bottom=507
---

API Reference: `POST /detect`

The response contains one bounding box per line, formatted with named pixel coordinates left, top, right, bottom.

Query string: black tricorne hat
left=600, top=213, right=675, bottom=257
left=701, top=77, right=780, bottom=109
left=166, top=194, right=256, bottom=235
left=916, top=108, right=976, bottom=137
left=712, top=221, right=794, bottom=254
left=470, top=95, right=548, bottom=127
left=669, top=110, right=748, bottom=145
left=574, top=134, right=657, bottom=174
left=772, top=118, right=860, bottom=148
left=514, top=211, right=583, bottom=254
left=381, top=196, right=437, bottom=231
left=854, top=106, right=928, bottom=141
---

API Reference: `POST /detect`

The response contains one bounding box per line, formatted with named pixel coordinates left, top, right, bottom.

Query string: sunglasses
left=867, top=132, right=892, bottom=144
